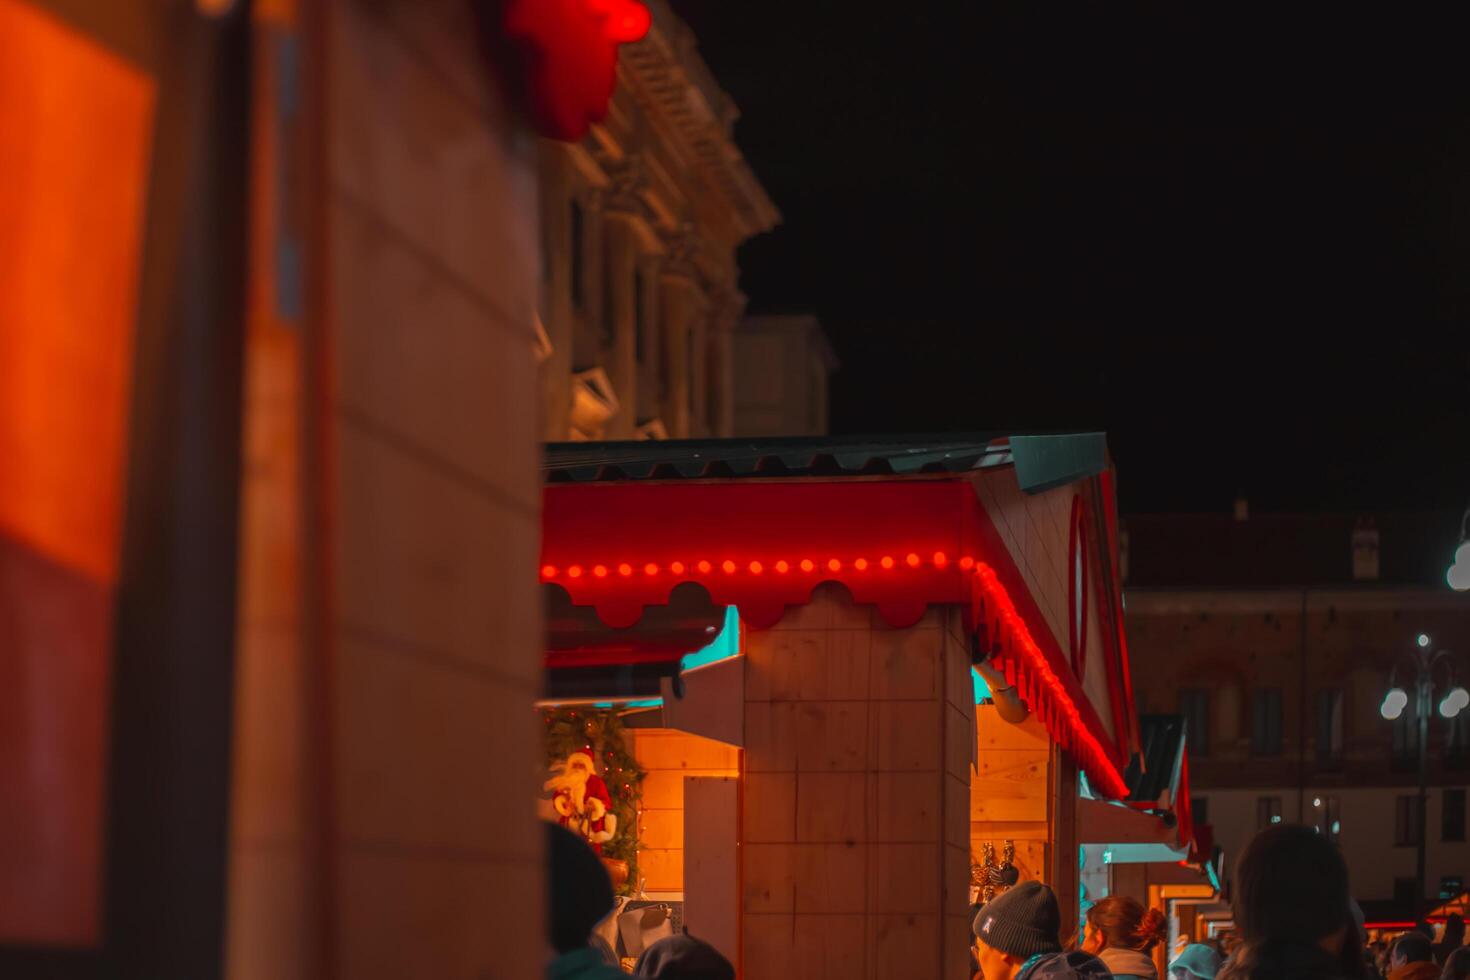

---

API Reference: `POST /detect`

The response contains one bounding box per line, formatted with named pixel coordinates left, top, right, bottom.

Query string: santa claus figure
left=544, top=751, right=617, bottom=853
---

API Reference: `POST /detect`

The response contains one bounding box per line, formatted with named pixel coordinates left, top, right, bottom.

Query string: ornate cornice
left=617, top=0, right=781, bottom=241
left=600, top=153, right=652, bottom=222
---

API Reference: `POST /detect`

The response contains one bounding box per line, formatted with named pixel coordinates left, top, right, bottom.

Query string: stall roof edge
left=543, top=433, right=1108, bottom=488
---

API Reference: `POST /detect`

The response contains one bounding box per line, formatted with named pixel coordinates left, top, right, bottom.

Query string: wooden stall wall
left=740, top=584, right=976, bottom=980
left=631, top=730, right=741, bottom=895
left=972, top=707, right=1064, bottom=931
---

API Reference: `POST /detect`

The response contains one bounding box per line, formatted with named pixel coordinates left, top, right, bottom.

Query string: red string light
left=593, top=565, right=608, bottom=578
left=618, top=563, right=633, bottom=577
left=568, top=565, right=583, bottom=578
left=827, top=558, right=842, bottom=572
left=542, top=565, right=557, bottom=578
left=881, top=555, right=895, bottom=569
left=697, top=560, right=711, bottom=574
left=959, top=555, right=975, bottom=570
left=799, top=559, right=815, bottom=572
left=721, top=560, right=736, bottom=574
left=934, top=551, right=948, bottom=568
left=905, top=552, right=920, bottom=567
left=775, top=560, right=789, bottom=573
left=749, top=560, right=763, bottom=574
left=670, top=561, right=686, bottom=575
left=854, top=557, right=868, bottom=571
left=644, top=563, right=658, bottom=576
left=540, top=551, right=994, bottom=583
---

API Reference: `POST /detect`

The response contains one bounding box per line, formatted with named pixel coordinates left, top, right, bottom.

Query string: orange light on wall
left=0, top=0, right=156, bottom=947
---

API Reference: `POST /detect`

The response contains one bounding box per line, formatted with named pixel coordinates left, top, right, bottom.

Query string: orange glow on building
left=0, top=0, right=156, bottom=947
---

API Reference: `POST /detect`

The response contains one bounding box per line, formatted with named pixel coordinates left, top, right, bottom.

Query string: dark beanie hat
left=634, top=934, right=735, bottom=980
left=971, top=881, right=1063, bottom=959
left=546, top=822, right=615, bottom=954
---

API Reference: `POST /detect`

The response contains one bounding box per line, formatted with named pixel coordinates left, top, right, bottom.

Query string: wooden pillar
left=740, top=588, right=976, bottom=980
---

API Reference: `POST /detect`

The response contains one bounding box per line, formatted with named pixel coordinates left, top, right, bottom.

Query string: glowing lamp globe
left=1381, top=687, right=1409, bottom=721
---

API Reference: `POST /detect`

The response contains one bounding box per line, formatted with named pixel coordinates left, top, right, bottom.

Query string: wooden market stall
left=538, top=435, right=1143, bottom=979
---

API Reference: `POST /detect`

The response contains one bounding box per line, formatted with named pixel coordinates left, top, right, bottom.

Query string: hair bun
left=1138, top=908, right=1168, bottom=947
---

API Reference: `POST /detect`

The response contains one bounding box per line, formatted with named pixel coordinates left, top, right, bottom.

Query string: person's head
left=634, top=934, right=735, bottom=980
left=1171, top=943, right=1224, bottom=980
left=1232, top=825, right=1351, bottom=953
left=1391, top=933, right=1433, bottom=971
left=1442, top=945, right=1470, bottom=980
left=545, top=821, right=615, bottom=955
left=972, top=882, right=1064, bottom=980
left=1083, top=895, right=1168, bottom=955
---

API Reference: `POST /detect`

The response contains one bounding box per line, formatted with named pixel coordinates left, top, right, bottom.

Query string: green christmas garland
left=542, top=707, right=647, bottom=896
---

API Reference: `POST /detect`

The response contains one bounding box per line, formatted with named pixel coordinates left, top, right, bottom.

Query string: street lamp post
left=1449, top=504, right=1470, bottom=592
left=1381, top=634, right=1468, bottom=920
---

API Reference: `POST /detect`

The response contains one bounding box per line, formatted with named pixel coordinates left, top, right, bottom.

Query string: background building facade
left=1123, top=508, right=1470, bottom=910
left=537, top=0, right=780, bottom=442
left=731, top=314, right=837, bottom=437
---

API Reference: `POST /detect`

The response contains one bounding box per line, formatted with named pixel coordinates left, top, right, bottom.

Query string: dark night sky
left=667, top=3, right=1470, bottom=517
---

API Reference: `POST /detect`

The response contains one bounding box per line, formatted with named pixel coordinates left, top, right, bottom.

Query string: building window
left=1180, top=689, right=1211, bottom=759
left=1257, top=796, right=1283, bottom=830
left=599, top=245, right=614, bottom=349
left=1445, top=789, right=1467, bottom=843
left=1192, top=797, right=1209, bottom=829
left=570, top=198, right=586, bottom=312
left=1450, top=714, right=1470, bottom=771
left=633, top=270, right=646, bottom=366
left=1395, top=877, right=1419, bottom=906
left=1441, top=876, right=1465, bottom=901
left=1316, top=688, right=1343, bottom=763
left=1251, top=688, right=1283, bottom=756
left=1396, top=795, right=1424, bottom=847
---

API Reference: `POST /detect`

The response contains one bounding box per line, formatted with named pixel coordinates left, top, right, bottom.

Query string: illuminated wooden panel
left=0, top=0, right=154, bottom=946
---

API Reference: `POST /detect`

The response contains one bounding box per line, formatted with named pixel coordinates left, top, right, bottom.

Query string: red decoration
left=503, top=0, right=652, bottom=141
left=540, top=478, right=1135, bottom=798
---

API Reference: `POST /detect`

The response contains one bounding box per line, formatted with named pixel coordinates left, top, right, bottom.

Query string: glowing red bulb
left=905, top=553, right=920, bottom=568
left=749, top=561, right=763, bottom=574
left=593, top=565, right=608, bottom=578
left=827, top=558, right=842, bottom=572
left=775, top=560, right=789, bottom=573
left=644, top=563, right=658, bottom=576
left=697, top=560, right=712, bottom=574
left=799, top=559, right=815, bottom=572
left=568, top=565, right=583, bottom=578
left=959, top=556, right=975, bottom=570
left=880, top=555, right=895, bottom=569
left=618, top=563, right=633, bottom=577
left=722, top=560, right=736, bottom=574
left=934, top=551, right=948, bottom=568
left=671, top=561, right=686, bottom=575
left=541, top=565, right=557, bottom=578
left=854, top=558, right=868, bottom=571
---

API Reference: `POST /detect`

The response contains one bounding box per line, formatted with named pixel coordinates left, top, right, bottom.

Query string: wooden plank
left=685, top=777, right=739, bottom=964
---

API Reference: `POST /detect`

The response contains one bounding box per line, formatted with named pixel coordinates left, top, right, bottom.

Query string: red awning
left=540, top=477, right=1131, bottom=798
